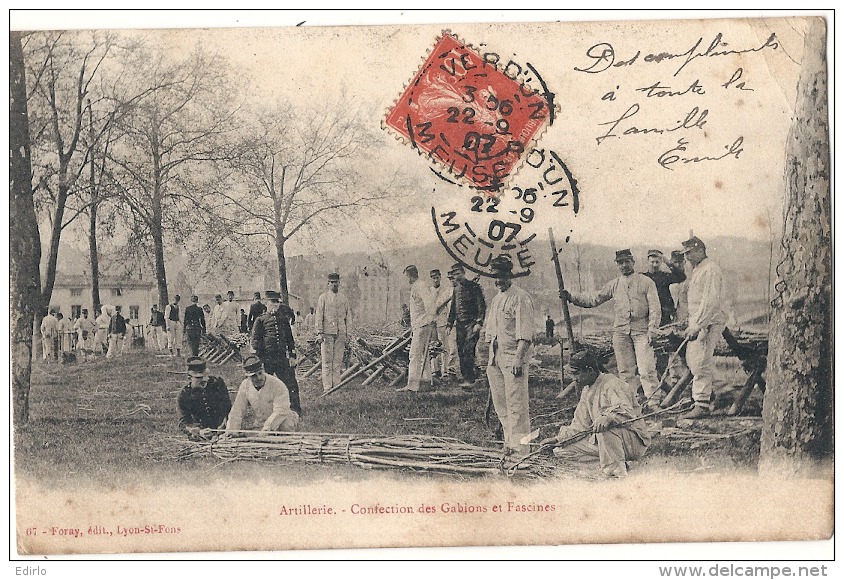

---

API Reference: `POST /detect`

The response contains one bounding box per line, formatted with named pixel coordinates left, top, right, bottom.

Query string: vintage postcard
left=9, top=11, right=833, bottom=559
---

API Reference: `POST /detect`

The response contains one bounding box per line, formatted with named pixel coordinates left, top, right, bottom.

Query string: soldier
left=106, top=305, right=127, bottom=358
left=40, top=308, right=59, bottom=362
left=177, top=356, right=232, bottom=441
left=225, top=355, right=299, bottom=435
left=429, top=269, right=456, bottom=380
left=221, top=290, right=240, bottom=336
left=183, top=295, right=206, bottom=357
left=315, top=273, right=351, bottom=393
left=74, top=308, right=96, bottom=360
left=540, top=350, right=650, bottom=478
left=251, top=290, right=301, bottom=415
left=643, top=249, right=687, bottom=326
left=565, top=249, right=661, bottom=402
left=165, top=295, right=183, bottom=357
left=681, top=236, right=727, bottom=419
left=396, top=265, right=436, bottom=393
left=247, top=291, right=266, bottom=332
left=94, top=306, right=111, bottom=355
left=147, top=304, right=166, bottom=351
left=484, top=255, right=536, bottom=458
left=446, top=263, right=486, bottom=389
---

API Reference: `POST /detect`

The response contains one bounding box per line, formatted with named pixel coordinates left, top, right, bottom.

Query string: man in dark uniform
left=177, top=356, right=232, bottom=440
left=183, top=295, right=206, bottom=357
left=250, top=290, right=301, bottom=415
left=247, top=291, right=267, bottom=332
left=642, top=249, right=687, bottom=326
left=446, top=263, right=487, bottom=389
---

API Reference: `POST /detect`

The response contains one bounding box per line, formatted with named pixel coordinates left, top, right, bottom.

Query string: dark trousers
left=455, top=321, right=480, bottom=383
left=186, top=327, right=202, bottom=357
left=263, top=356, right=302, bottom=415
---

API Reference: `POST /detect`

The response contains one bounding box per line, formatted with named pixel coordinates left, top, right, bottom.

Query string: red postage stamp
left=384, top=32, right=553, bottom=192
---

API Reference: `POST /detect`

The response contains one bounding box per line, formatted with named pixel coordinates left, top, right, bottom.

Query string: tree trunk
left=275, top=234, right=290, bottom=305
left=153, top=222, right=169, bottom=308
left=10, top=31, right=43, bottom=425
left=89, top=201, right=100, bottom=310
left=759, top=18, right=831, bottom=476
left=88, top=100, right=101, bottom=310
left=150, top=175, right=169, bottom=308
left=41, top=180, right=68, bottom=307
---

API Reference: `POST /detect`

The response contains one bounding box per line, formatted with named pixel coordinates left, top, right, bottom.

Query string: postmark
left=432, top=147, right=580, bottom=278
left=384, top=32, right=554, bottom=192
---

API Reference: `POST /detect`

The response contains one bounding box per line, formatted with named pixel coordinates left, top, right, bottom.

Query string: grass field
left=14, top=346, right=764, bottom=488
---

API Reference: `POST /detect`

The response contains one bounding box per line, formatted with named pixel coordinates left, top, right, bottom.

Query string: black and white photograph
left=8, top=10, right=833, bottom=564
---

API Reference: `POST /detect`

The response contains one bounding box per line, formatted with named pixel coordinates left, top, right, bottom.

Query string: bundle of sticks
left=175, top=431, right=557, bottom=477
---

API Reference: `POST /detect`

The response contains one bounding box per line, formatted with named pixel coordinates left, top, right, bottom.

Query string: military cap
left=403, top=265, right=418, bottom=276
left=327, top=273, right=340, bottom=281
left=186, top=356, right=209, bottom=378
left=671, top=250, right=685, bottom=261
left=430, top=269, right=441, bottom=276
left=489, top=255, right=513, bottom=276
left=449, top=263, right=466, bottom=274
left=647, top=249, right=663, bottom=258
left=564, top=350, right=602, bottom=374
left=265, top=290, right=281, bottom=301
left=242, top=355, right=265, bottom=376
left=615, top=249, right=634, bottom=262
left=681, top=236, right=706, bottom=253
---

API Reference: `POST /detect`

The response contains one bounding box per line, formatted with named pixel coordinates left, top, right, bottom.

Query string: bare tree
left=24, top=31, right=115, bottom=308
left=107, top=44, right=240, bottom=307
left=229, top=104, right=398, bottom=304
left=759, top=18, right=831, bottom=476
left=10, top=31, right=42, bottom=425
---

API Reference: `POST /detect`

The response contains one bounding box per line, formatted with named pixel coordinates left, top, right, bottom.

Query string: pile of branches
left=575, top=328, right=768, bottom=360
left=173, top=431, right=558, bottom=478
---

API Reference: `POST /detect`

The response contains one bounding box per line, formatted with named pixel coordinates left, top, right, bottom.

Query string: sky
left=13, top=10, right=818, bottom=258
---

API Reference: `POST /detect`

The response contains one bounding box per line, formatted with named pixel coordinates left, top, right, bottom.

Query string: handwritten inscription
left=578, top=30, right=769, bottom=170
left=658, top=137, right=745, bottom=170
left=574, top=32, right=779, bottom=77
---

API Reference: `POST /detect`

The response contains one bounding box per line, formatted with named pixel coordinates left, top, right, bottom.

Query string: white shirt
left=408, top=280, right=435, bottom=329
left=316, top=291, right=351, bottom=336
left=687, top=258, right=727, bottom=331
left=226, top=374, right=298, bottom=432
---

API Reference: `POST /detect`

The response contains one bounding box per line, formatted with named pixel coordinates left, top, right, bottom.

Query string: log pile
left=170, top=431, right=558, bottom=478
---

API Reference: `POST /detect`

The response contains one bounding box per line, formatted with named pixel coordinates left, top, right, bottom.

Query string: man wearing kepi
left=643, top=249, right=687, bottom=326
left=396, top=265, right=435, bottom=393
left=225, top=355, right=299, bottom=434
left=447, top=263, right=486, bottom=389
left=540, top=350, right=650, bottom=478
left=251, top=290, right=301, bottom=414
left=316, top=273, right=350, bottom=393
left=183, top=295, right=206, bottom=357
left=177, top=356, right=232, bottom=441
left=484, top=255, right=536, bottom=458
left=680, top=236, right=727, bottom=419
left=565, top=249, right=661, bottom=402
left=429, top=269, right=456, bottom=379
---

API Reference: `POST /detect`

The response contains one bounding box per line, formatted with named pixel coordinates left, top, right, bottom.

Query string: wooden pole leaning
left=549, top=228, right=578, bottom=387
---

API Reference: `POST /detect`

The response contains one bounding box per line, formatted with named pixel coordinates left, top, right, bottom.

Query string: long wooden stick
left=507, top=400, right=688, bottom=474
left=549, top=228, right=577, bottom=387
